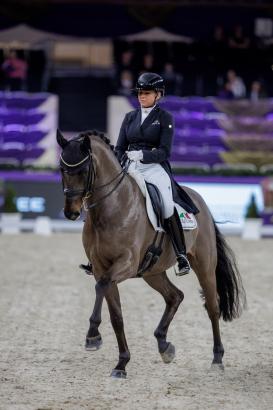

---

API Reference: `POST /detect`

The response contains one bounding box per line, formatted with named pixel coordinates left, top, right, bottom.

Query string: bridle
left=60, top=142, right=129, bottom=210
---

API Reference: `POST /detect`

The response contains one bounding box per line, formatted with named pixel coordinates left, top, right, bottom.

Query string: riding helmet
left=135, top=72, right=165, bottom=95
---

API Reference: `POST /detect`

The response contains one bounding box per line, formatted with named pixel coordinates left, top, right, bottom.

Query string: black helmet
left=135, top=72, right=165, bottom=96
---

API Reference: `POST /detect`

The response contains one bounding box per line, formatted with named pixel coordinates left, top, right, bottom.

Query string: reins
left=83, top=161, right=129, bottom=210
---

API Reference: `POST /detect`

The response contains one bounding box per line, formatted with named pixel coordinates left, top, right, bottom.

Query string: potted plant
left=242, top=193, right=262, bottom=240
left=1, top=185, right=21, bottom=234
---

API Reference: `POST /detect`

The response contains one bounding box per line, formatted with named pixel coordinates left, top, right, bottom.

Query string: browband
left=60, top=153, right=90, bottom=167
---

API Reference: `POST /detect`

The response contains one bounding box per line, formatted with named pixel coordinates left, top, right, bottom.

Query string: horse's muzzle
left=64, top=209, right=81, bottom=220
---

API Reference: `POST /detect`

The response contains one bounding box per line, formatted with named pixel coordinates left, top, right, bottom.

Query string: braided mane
left=77, top=130, right=114, bottom=151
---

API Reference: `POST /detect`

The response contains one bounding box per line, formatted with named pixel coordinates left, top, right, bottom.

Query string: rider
left=115, top=72, right=192, bottom=275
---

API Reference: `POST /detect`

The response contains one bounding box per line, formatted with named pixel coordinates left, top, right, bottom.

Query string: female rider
left=115, top=72, right=192, bottom=275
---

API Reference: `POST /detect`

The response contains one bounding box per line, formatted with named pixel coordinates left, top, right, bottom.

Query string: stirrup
left=79, top=263, right=93, bottom=276
left=176, top=255, right=191, bottom=276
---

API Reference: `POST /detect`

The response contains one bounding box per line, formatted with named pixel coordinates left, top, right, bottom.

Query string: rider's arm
left=115, top=114, right=129, bottom=162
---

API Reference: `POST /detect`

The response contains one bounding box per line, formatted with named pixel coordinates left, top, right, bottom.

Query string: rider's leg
left=139, top=163, right=191, bottom=275
left=164, top=208, right=191, bottom=276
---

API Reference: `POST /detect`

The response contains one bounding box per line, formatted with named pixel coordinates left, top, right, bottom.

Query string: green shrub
left=3, top=186, right=17, bottom=213
left=245, top=194, right=260, bottom=218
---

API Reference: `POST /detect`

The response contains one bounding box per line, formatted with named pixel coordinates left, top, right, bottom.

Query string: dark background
left=1, top=1, right=273, bottom=131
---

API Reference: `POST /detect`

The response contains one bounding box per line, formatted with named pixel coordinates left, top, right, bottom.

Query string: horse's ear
left=81, top=135, right=91, bottom=153
left=56, top=129, right=67, bottom=148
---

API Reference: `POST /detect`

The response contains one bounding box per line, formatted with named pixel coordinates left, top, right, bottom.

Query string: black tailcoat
left=115, top=105, right=199, bottom=214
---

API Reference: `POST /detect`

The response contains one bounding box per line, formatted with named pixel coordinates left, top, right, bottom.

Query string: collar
left=141, top=104, right=157, bottom=115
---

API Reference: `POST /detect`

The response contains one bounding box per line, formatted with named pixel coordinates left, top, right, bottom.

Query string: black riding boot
left=164, top=209, right=191, bottom=276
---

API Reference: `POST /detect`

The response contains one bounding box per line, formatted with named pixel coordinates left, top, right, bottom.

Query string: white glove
left=126, top=150, right=143, bottom=161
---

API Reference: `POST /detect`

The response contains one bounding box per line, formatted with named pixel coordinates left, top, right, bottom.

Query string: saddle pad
left=128, top=167, right=197, bottom=231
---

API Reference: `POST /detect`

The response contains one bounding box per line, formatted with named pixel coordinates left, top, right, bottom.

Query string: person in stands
left=226, top=69, right=246, bottom=99
left=1, top=50, right=28, bottom=91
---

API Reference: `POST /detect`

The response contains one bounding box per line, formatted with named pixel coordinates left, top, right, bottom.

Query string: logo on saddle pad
left=178, top=211, right=196, bottom=230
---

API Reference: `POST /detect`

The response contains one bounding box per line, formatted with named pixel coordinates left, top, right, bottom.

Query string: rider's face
left=138, top=90, right=159, bottom=108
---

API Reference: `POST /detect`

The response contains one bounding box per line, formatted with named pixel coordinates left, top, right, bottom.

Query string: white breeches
left=128, top=161, right=174, bottom=218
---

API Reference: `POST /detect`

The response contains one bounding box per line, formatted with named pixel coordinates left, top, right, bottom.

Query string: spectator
left=218, top=82, right=234, bottom=100
left=249, top=80, right=267, bottom=101
left=228, top=25, right=250, bottom=49
left=227, top=69, right=246, bottom=98
left=1, top=50, right=28, bottom=91
left=114, top=49, right=134, bottom=93
left=209, top=25, right=228, bottom=94
left=119, top=49, right=134, bottom=72
left=211, top=25, right=227, bottom=50
left=117, top=70, right=134, bottom=96
left=139, top=53, right=156, bottom=74
left=161, top=62, right=183, bottom=95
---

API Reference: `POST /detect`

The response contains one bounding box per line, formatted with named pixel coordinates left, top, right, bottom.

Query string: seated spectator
left=227, top=69, right=246, bottom=98
left=228, top=25, right=250, bottom=49
left=1, top=50, right=28, bottom=91
left=161, top=62, right=183, bottom=95
left=218, top=82, right=234, bottom=100
left=117, top=70, right=134, bottom=96
left=211, top=25, right=227, bottom=50
left=249, top=80, right=267, bottom=101
left=119, top=49, right=134, bottom=72
left=139, top=53, right=156, bottom=74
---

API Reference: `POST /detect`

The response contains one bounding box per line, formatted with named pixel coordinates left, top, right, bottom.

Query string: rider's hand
left=126, top=150, right=143, bottom=162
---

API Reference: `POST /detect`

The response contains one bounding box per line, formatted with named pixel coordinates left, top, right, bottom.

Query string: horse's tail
left=214, top=221, right=246, bottom=321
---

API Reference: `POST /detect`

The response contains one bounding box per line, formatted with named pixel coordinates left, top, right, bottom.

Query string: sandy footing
left=0, top=234, right=272, bottom=410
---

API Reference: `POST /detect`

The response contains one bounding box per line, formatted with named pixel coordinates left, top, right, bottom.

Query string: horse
left=56, top=129, right=246, bottom=379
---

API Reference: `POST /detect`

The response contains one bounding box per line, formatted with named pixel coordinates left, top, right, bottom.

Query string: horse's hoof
left=210, top=362, right=225, bottom=371
left=160, top=343, right=175, bottom=364
left=110, top=369, right=127, bottom=379
left=85, top=335, right=102, bottom=351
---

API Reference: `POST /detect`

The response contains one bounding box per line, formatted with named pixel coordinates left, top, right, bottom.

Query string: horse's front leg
left=105, top=283, right=130, bottom=379
left=85, top=278, right=110, bottom=351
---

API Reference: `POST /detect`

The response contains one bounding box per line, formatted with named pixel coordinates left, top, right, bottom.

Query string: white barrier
left=0, top=218, right=83, bottom=234
left=242, top=218, right=262, bottom=240
left=1, top=216, right=273, bottom=237
left=34, top=216, right=52, bottom=236
left=1, top=213, right=21, bottom=234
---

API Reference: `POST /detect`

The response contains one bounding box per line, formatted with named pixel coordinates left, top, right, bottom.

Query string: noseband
left=60, top=140, right=128, bottom=210
left=61, top=151, right=94, bottom=199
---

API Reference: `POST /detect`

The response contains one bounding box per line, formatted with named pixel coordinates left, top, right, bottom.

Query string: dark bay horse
left=57, top=129, right=246, bottom=378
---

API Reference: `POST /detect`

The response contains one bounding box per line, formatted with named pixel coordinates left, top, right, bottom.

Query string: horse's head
left=56, top=129, right=93, bottom=220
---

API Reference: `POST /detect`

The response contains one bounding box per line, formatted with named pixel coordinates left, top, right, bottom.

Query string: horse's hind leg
left=205, top=281, right=224, bottom=368
left=144, top=271, right=184, bottom=364
left=105, top=283, right=130, bottom=379
left=193, top=265, right=224, bottom=368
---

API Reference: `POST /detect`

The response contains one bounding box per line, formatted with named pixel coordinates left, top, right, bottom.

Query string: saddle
left=145, top=182, right=165, bottom=230
left=133, top=170, right=197, bottom=232
left=136, top=181, right=197, bottom=276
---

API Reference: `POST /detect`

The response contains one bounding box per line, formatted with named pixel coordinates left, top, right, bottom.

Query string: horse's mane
left=77, top=130, right=115, bottom=151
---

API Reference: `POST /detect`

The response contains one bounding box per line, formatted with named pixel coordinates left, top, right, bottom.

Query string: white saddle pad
left=129, top=169, right=197, bottom=232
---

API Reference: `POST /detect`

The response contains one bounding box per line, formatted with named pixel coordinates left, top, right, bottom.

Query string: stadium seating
left=150, top=96, right=273, bottom=170
left=0, top=92, right=58, bottom=166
